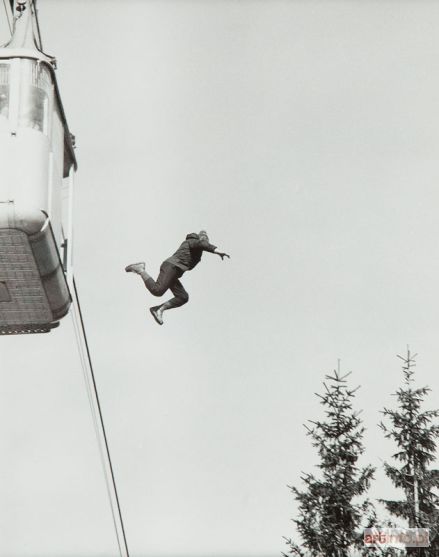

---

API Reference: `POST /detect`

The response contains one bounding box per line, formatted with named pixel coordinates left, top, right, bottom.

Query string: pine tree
left=284, top=365, right=375, bottom=556
left=379, top=349, right=439, bottom=556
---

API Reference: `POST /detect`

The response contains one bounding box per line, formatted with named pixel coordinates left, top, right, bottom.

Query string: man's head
left=185, top=230, right=209, bottom=241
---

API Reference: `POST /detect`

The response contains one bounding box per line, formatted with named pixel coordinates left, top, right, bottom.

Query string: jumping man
left=125, top=230, right=230, bottom=325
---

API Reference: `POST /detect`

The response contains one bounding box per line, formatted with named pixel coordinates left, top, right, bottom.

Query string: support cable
left=70, top=276, right=130, bottom=557
left=70, top=305, right=124, bottom=557
left=71, top=298, right=101, bottom=437
left=70, top=304, right=124, bottom=554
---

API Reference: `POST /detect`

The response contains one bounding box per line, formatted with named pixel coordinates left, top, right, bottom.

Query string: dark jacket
left=165, top=232, right=217, bottom=272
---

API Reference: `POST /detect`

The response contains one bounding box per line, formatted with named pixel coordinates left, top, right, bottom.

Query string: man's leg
left=151, top=279, right=189, bottom=325
left=126, top=261, right=180, bottom=296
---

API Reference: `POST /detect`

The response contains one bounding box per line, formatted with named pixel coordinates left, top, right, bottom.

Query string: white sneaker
left=125, top=262, right=145, bottom=274
left=150, top=306, right=163, bottom=325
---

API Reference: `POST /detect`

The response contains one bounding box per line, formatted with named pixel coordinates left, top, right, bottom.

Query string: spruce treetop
left=285, top=364, right=375, bottom=557
left=379, top=349, right=439, bottom=553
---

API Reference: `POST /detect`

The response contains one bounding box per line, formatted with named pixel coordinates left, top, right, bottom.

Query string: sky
left=2, top=1, right=439, bottom=556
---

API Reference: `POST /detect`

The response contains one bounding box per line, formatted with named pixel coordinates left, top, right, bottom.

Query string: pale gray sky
left=2, top=1, right=439, bottom=556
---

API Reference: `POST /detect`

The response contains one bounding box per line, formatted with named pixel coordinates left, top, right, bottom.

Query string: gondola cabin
left=0, top=1, right=77, bottom=334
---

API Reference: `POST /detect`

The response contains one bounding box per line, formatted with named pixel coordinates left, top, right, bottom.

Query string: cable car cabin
left=0, top=3, right=77, bottom=334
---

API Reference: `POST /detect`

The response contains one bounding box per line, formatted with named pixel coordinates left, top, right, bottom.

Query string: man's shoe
left=150, top=306, right=163, bottom=325
left=125, top=262, right=145, bottom=274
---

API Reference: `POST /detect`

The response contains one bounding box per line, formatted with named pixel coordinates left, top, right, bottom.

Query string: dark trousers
left=142, top=262, right=189, bottom=309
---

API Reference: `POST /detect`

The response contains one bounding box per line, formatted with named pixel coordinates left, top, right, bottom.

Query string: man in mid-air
left=125, top=230, right=230, bottom=325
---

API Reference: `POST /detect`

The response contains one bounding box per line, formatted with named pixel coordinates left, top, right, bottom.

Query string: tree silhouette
left=284, top=365, right=375, bottom=556
left=380, top=349, right=439, bottom=556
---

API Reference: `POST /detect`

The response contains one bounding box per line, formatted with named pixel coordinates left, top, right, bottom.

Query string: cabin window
left=0, top=64, right=9, bottom=123
left=19, top=86, right=48, bottom=132
left=18, top=60, right=52, bottom=134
